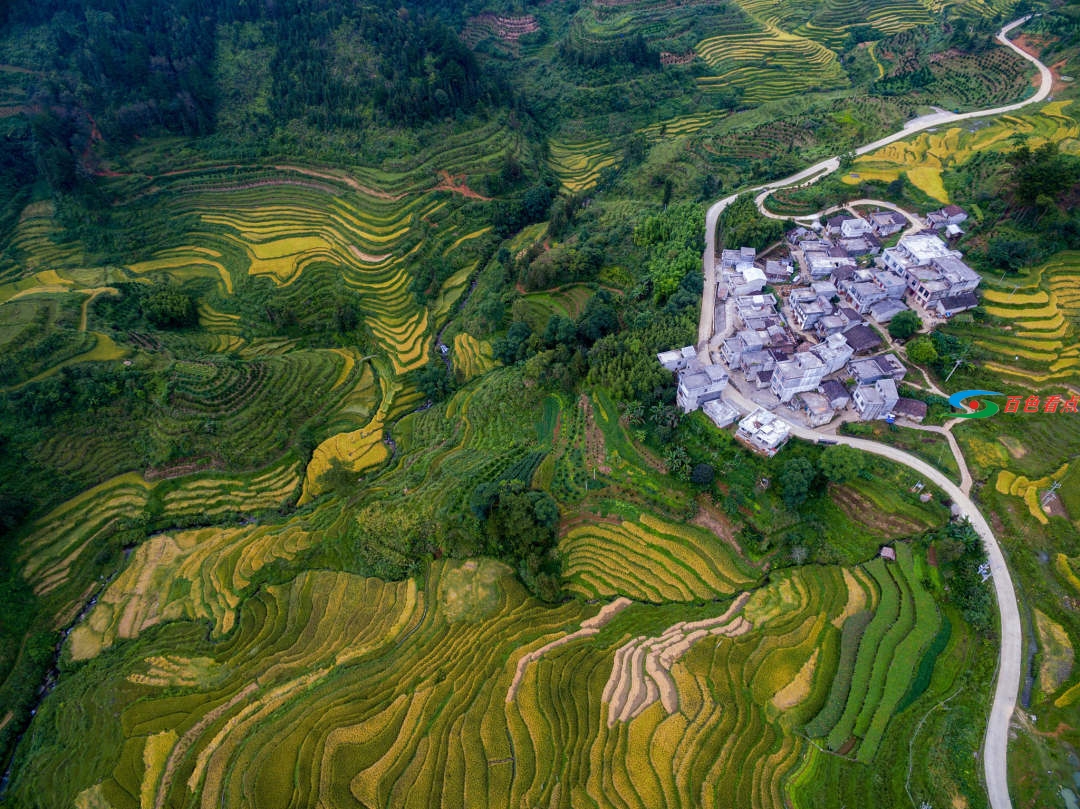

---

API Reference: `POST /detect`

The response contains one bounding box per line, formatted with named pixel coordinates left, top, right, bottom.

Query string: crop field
left=452, top=332, right=497, bottom=381
left=994, top=463, right=1069, bottom=525
left=17, top=455, right=304, bottom=600
left=548, top=138, right=619, bottom=192
left=846, top=102, right=1080, bottom=204
left=515, top=284, right=596, bottom=331
left=560, top=513, right=755, bottom=602
left=953, top=251, right=1080, bottom=383
left=8, top=540, right=970, bottom=809
left=695, top=24, right=849, bottom=104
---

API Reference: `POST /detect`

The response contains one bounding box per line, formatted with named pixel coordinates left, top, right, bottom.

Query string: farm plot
left=803, top=547, right=943, bottom=763
left=548, top=139, right=619, bottom=192
left=957, top=251, right=1080, bottom=382
left=559, top=513, right=754, bottom=602
left=452, top=332, right=497, bottom=381
left=695, top=22, right=848, bottom=103
left=846, top=103, right=1080, bottom=205
left=17, top=455, right=304, bottom=599
left=10, top=548, right=959, bottom=809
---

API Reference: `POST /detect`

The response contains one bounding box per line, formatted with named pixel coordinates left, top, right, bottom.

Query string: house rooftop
left=939, top=291, right=979, bottom=310
left=702, top=398, right=741, bottom=428
left=893, top=397, right=928, bottom=420
left=842, top=323, right=882, bottom=352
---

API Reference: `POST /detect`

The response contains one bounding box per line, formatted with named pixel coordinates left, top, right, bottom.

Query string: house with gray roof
left=677, top=364, right=729, bottom=413
left=848, top=353, right=906, bottom=385
left=852, top=377, right=899, bottom=421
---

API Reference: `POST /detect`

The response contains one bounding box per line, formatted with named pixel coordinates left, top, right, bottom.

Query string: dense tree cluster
left=633, top=201, right=704, bottom=302
left=716, top=194, right=787, bottom=254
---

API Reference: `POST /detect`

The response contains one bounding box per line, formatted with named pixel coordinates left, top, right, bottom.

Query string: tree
left=818, top=444, right=865, bottom=483
left=888, top=309, right=922, bottom=340
left=906, top=336, right=938, bottom=365
left=779, top=457, right=816, bottom=509
left=141, top=283, right=196, bottom=328
left=690, top=463, right=715, bottom=486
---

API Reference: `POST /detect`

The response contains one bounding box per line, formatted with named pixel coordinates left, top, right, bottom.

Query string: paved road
left=699, top=17, right=1049, bottom=809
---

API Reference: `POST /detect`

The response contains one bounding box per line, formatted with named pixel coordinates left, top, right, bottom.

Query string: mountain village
left=659, top=203, right=980, bottom=456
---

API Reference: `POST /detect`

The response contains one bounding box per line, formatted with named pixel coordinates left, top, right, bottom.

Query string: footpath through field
left=700, top=16, right=1049, bottom=809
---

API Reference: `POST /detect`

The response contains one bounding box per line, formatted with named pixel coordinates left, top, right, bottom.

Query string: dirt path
left=272, top=164, right=407, bottom=200
left=602, top=593, right=751, bottom=724
left=433, top=170, right=492, bottom=201
left=506, top=597, right=631, bottom=701
left=78, top=288, right=118, bottom=332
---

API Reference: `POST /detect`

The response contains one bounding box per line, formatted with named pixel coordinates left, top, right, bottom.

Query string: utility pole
left=1042, top=480, right=1063, bottom=507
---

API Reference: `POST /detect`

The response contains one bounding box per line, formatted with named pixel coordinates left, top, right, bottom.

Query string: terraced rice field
left=17, top=456, right=304, bottom=599
left=846, top=103, right=1080, bottom=204
left=962, top=251, right=1080, bottom=382
left=560, top=513, right=753, bottom=602
left=994, top=463, right=1069, bottom=525
left=733, top=0, right=931, bottom=49
left=11, top=544, right=960, bottom=809
left=452, top=332, right=497, bottom=381
left=548, top=139, right=619, bottom=192
left=696, top=23, right=849, bottom=103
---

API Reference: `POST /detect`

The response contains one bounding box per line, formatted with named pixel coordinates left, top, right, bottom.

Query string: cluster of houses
left=655, top=204, right=981, bottom=455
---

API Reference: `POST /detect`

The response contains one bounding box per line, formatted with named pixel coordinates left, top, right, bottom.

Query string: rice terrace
left=0, top=1, right=1079, bottom=809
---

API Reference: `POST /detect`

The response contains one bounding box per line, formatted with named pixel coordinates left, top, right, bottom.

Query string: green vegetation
left=0, top=0, right=1066, bottom=804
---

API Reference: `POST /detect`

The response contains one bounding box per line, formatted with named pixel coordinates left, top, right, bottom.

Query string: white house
left=770, top=352, right=826, bottom=403
left=736, top=408, right=791, bottom=456
left=852, top=378, right=899, bottom=420
left=677, top=364, right=729, bottom=413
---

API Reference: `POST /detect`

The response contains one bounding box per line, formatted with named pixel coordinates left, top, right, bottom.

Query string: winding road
left=699, top=16, right=1050, bottom=809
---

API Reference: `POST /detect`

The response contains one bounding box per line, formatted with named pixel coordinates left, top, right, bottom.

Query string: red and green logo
left=949, top=389, right=1001, bottom=419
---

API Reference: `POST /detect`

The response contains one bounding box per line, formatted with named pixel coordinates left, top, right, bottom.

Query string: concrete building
left=809, top=332, right=854, bottom=374
left=657, top=345, right=698, bottom=372
left=736, top=408, right=791, bottom=456
left=935, top=291, right=979, bottom=317
left=789, top=289, right=834, bottom=330
left=839, top=234, right=880, bottom=256
left=868, top=298, right=909, bottom=323
left=926, top=204, right=968, bottom=230
left=735, top=293, right=779, bottom=324
left=819, top=378, right=851, bottom=410
left=868, top=209, right=906, bottom=237
left=677, top=364, right=729, bottom=413
left=702, top=398, right=741, bottom=428
left=893, top=397, right=928, bottom=423
left=765, top=258, right=795, bottom=283
left=852, top=377, right=899, bottom=420
left=881, top=233, right=959, bottom=276
left=770, top=351, right=826, bottom=403
left=796, top=391, right=836, bottom=427
left=848, top=353, right=906, bottom=385
left=842, top=322, right=882, bottom=354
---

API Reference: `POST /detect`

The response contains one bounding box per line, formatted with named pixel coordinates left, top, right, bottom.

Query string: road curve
left=700, top=17, right=1047, bottom=809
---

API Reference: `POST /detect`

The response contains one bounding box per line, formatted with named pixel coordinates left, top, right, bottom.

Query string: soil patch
left=690, top=495, right=745, bottom=556
left=348, top=245, right=391, bottom=263
left=144, top=457, right=225, bottom=481
left=579, top=395, right=611, bottom=475
left=828, top=483, right=921, bottom=538
left=433, top=170, right=491, bottom=201
left=1041, top=490, right=1069, bottom=520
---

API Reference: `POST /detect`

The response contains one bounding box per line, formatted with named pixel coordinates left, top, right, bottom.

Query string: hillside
left=0, top=1, right=1076, bottom=808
